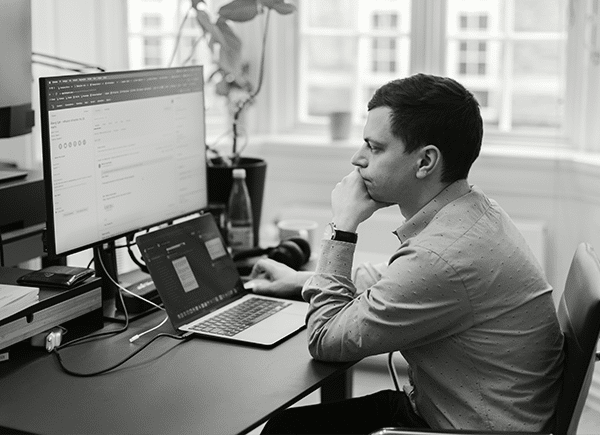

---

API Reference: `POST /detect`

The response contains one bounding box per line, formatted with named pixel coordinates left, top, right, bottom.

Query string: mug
left=277, top=219, right=319, bottom=252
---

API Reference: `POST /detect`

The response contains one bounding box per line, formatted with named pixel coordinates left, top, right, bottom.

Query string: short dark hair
left=367, top=73, right=483, bottom=183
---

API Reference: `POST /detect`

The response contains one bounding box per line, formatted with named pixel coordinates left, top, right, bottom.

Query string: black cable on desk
left=55, top=269, right=132, bottom=350
left=50, top=248, right=190, bottom=377
left=52, top=331, right=192, bottom=377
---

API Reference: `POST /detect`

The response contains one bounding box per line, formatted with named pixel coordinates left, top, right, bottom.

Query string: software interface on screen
left=40, top=66, right=208, bottom=256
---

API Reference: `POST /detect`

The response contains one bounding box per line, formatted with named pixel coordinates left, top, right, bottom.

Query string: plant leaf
left=260, top=0, right=296, bottom=15
left=190, top=0, right=204, bottom=9
left=215, top=17, right=243, bottom=76
left=195, top=9, right=227, bottom=49
left=218, top=0, right=259, bottom=22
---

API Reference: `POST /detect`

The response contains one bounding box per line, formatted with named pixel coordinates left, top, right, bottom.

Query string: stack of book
left=0, top=284, right=39, bottom=321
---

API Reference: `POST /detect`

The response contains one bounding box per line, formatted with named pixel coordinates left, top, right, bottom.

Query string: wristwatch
left=324, top=222, right=358, bottom=244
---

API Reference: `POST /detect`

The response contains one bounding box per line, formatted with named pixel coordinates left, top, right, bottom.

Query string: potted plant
left=189, top=0, right=296, bottom=246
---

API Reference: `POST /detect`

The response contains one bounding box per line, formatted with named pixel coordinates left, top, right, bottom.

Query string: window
left=142, top=13, right=162, bottom=29
left=298, top=0, right=411, bottom=123
left=446, top=0, right=566, bottom=133
left=298, top=0, right=567, bottom=136
left=127, top=0, right=227, bottom=133
left=143, top=37, right=162, bottom=66
left=124, top=0, right=586, bottom=146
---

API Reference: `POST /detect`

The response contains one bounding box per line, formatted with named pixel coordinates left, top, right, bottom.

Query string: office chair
left=371, top=242, right=600, bottom=435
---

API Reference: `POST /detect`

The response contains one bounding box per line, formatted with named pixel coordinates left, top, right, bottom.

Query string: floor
left=250, top=354, right=600, bottom=435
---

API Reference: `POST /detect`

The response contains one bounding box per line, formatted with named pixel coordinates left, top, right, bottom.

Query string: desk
left=0, top=308, right=354, bottom=434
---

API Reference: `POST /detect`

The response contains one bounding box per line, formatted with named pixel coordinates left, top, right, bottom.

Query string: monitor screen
left=40, top=66, right=208, bottom=257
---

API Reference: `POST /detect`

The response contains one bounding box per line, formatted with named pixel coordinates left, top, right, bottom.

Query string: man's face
left=351, top=106, right=421, bottom=206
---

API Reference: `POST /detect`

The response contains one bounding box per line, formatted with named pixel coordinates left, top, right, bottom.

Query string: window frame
left=274, top=0, right=597, bottom=152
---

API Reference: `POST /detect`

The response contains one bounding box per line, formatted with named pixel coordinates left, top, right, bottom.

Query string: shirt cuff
left=314, top=239, right=356, bottom=279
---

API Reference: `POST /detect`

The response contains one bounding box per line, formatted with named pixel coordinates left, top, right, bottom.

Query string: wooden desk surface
left=0, top=308, right=353, bottom=435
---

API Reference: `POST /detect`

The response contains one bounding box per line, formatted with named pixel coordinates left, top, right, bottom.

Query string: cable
left=52, top=254, right=183, bottom=377
left=32, top=52, right=106, bottom=72
left=99, top=253, right=164, bottom=311
left=55, top=254, right=131, bottom=350
left=126, top=237, right=149, bottom=274
left=387, top=351, right=401, bottom=392
left=52, top=331, right=191, bottom=377
left=129, top=315, right=169, bottom=343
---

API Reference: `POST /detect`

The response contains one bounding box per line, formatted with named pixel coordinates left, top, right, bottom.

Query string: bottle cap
left=232, top=168, right=246, bottom=179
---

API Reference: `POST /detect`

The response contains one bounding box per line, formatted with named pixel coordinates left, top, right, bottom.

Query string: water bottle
left=227, top=168, right=254, bottom=253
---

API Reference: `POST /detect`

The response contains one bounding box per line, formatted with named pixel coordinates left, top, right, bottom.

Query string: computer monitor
left=39, top=66, right=208, bottom=294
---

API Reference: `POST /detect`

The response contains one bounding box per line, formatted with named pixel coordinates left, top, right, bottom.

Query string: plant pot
left=207, top=157, right=267, bottom=247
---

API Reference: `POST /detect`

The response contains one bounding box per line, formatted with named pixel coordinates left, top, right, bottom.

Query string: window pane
left=514, top=0, right=565, bottom=32
left=308, top=87, right=353, bottom=115
left=513, top=41, right=562, bottom=77
left=143, top=37, right=162, bottom=66
left=306, top=36, right=356, bottom=73
left=127, top=0, right=228, bottom=134
left=512, top=94, right=563, bottom=129
left=299, top=0, right=411, bottom=123
left=472, top=90, right=489, bottom=107
left=478, top=15, right=488, bottom=29
left=447, top=0, right=566, bottom=133
left=142, top=14, right=162, bottom=29
left=306, top=0, right=357, bottom=28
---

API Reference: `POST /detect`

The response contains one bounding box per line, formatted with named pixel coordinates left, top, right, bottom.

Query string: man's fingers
left=246, top=279, right=277, bottom=296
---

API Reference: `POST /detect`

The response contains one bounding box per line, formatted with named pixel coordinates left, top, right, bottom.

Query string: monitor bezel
left=39, top=65, right=207, bottom=258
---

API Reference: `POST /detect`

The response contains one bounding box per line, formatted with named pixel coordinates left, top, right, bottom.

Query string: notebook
left=135, top=213, right=308, bottom=347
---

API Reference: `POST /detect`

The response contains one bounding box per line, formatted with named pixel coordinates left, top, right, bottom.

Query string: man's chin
left=364, top=184, right=380, bottom=200
left=367, top=190, right=395, bottom=206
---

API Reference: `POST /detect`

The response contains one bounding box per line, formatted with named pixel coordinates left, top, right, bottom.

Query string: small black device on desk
left=0, top=266, right=103, bottom=352
left=16, top=265, right=94, bottom=289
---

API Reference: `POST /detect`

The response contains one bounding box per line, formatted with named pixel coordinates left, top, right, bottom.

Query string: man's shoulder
left=407, top=198, right=514, bottom=260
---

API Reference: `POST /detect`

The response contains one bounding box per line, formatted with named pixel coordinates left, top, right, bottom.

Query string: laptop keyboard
left=191, top=298, right=292, bottom=337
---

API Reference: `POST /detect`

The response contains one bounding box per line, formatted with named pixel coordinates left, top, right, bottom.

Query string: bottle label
left=228, top=226, right=254, bottom=252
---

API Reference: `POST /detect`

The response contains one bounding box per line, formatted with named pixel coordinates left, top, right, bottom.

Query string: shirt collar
left=393, top=181, right=471, bottom=243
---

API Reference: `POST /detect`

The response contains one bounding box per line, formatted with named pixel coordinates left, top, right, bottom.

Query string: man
left=248, top=74, right=564, bottom=434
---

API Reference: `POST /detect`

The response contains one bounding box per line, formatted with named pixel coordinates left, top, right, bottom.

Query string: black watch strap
left=333, top=229, right=358, bottom=243
left=328, top=222, right=358, bottom=243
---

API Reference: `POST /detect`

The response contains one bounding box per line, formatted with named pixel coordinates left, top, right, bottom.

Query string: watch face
left=323, top=222, right=335, bottom=240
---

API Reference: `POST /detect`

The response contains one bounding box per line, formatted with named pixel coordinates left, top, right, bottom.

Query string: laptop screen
left=136, top=214, right=246, bottom=328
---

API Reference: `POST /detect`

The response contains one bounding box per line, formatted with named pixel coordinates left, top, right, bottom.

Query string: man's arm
left=247, top=258, right=313, bottom=299
left=302, top=243, right=474, bottom=362
left=353, top=261, right=386, bottom=294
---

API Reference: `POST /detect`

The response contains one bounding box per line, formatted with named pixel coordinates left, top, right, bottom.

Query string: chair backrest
left=555, top=243, right=600, bottom=435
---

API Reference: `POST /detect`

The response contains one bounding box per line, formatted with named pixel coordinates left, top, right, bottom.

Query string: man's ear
left=415, top=145, right=442, bottom=179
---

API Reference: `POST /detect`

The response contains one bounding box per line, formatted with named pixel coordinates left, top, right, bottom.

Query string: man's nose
left=351, top=147, right=367, bottom=167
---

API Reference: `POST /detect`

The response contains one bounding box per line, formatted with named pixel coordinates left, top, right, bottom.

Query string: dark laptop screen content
left=137, top=216, right=246, bottom=327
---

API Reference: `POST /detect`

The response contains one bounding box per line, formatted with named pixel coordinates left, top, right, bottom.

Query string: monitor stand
left=94, top=243, right=162, bottom=323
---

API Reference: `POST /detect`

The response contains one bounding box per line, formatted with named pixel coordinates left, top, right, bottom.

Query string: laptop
left=135, top=213, right=308, bottom=347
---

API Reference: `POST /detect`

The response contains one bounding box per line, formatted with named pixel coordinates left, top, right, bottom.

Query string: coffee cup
left=277, top=219, right=319, bottom=252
